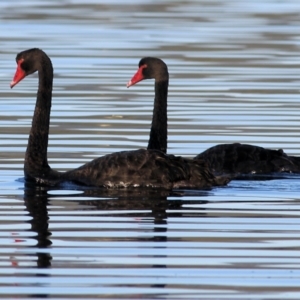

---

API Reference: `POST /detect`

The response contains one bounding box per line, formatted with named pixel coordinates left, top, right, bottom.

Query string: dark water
left=0, top=0, right=300, bottom=299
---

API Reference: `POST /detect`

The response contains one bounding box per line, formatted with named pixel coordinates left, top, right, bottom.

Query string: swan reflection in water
left=18, top=184, right=210, bottom=298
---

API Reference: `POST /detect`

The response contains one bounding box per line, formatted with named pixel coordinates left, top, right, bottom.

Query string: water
left=0, top=0, right=300, bottom=298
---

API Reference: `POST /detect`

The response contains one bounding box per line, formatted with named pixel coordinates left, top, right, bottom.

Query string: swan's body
left=64, top=148, right=229, bottom=189
left=11, top=49, right=230, bottom=189
left=195, top=143, right=300, bottom=175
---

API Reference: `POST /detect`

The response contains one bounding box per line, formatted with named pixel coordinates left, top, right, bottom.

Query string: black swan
left=127, top=57, right=300, bottom=176
left=11, top=48, right=230, bottom=188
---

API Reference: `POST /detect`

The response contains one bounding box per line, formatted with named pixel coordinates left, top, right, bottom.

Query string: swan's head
left=10, top=48, right=49, bottom=88
left=127, top=57, right=168, bottom=88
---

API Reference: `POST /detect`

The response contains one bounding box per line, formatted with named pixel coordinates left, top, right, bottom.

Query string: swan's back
left=63, top=149, right=230, bottom=189
left=195, top=143, right=300, bottom=175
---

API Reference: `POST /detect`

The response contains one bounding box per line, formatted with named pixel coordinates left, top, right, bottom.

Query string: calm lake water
left=1, top=0, right=300, bottom=299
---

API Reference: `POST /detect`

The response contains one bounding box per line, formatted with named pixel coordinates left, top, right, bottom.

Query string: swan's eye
left=20, top=59, right=31, bottom=73
left=140, top=64, right=147, bottom=74
left=16, top=58, right=24, bottom=66
left=16, top=58, right=25, bottom=70
left=138, top=64, right=147, bottom=70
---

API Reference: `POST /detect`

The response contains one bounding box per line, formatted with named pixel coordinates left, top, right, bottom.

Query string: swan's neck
left=24, top=58, right=56, bottom=182
left=147, top=80, right=168, bottom=154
